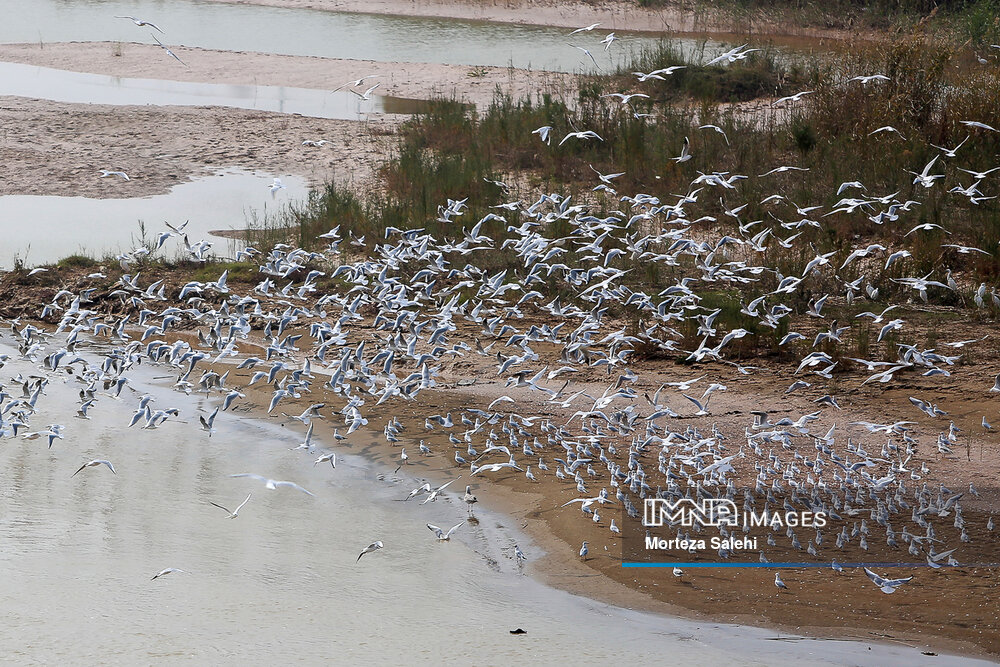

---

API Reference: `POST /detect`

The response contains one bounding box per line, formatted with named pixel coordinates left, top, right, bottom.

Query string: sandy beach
left=0, top=42, right=574, bottom=198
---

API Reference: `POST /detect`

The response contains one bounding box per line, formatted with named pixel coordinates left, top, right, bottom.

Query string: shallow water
left=0, top=168, right=307, bottom=268
left=0, top=339, right=990, bottom=666
left=0, top=61, right=432, bottom=119
left=0, top=0, right=699, bottom=73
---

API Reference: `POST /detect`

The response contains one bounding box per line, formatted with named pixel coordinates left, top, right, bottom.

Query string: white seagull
left=72, top=459, right=116, bottom=477
left=427, top=522, right=463, bottom=540
left=209, top=493, right=252, bottom=519
left=357, top=541, right=384, bottom=561
left=229, top=473, right=314, bottom=496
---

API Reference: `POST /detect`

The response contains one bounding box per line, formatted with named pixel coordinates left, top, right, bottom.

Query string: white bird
left=421, top=477, right=461, bottom=504
left=569, top=43, right=602, bottom=69
left=699, top=124, right=730, bottom=145
left=209, top=493, right=252, bottom=519
left=427, top=522, right=462, bottom=540
left=863, top=567, right=913, bottom=594
left=350, top=83, right=381, bottom=101
left=151, top=568, right=184, bottom=580
left=559, top=130, right=603, bottom=146
left=331, top=75, right=378, bottom=92
left=116, top=16, right=164, bottom=33
left=773, top=90, right=813, bottom=106
left=199, top=406, right=219, bottom=436
left=568, top=23, right=600, bottom=35
left=849, top=74, right=889, bottom=85
left=869, top=126, right=905, bottom=139
left=314, top=451, right=337, bottom=468
left=960, top=120, right=999, bottom=132
left=357, top=541, right=384, bottom=561
left=532, top=125, right=552, bottom=145
left=672, top=136, right=691, bottom=163
left=394, top=447, right=409, bottom=472
left=72, top=459, right=116, bottom=477
left=464, top=485, right=478, bottom=514
left=269, top=178, right=287, bottom=199
left=774, top=572, right=789, bottom=590
left=229, top=473, right=314, bottom=496
left=99, top=169, right=130, bottom=181
left=151, top=34, right=187, bottom=68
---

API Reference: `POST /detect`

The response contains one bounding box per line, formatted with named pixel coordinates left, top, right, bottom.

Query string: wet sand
left=0, top=42, right=573, bottom=198
left=0, top=42, right=573, bottom=108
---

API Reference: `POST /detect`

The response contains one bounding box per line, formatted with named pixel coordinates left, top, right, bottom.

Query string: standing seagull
left=72, top=459, right=116, bottom=477
left=775, top=572, right=789, bottom=590
left=357, top=541, right=384, bottom=561
left=464, top=485, right=478, bottom=515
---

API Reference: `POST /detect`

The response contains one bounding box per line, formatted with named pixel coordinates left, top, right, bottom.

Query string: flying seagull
left=209, top=493, right=252, bottom=519
left=229, top=473, right=314, bottom=496
left=357, top=541, right=384, bottom=561
left=72, top=459, right=116, bottom=477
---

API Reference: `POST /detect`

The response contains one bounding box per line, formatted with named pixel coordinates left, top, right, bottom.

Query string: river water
left=0, top=338, right=990, bottom=666
left=0, top=0, right=685, bottom=73
left=0, top=61, right=430, bottom=120
left=0, top=168, right=308, bottom=268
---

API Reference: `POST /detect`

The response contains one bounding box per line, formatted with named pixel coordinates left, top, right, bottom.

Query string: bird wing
left=275, top=481, right=315, bottom=496
left=209, top=501, right=233, bottom=515
left=234, top=493, right=252, bottom=512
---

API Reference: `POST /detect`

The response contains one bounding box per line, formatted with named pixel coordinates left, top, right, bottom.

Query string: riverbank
left=0, top=42, right=573, bottom=108
left=0, top=332, right=987, bottom=666
left=0, top=42, right=573, bottom=198
left=1, top=262, right=998, bottom=658
left=204, top=0, right=722, bottom=34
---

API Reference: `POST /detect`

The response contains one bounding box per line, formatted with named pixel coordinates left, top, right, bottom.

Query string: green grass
left=55, top=254, right=99, bottom=270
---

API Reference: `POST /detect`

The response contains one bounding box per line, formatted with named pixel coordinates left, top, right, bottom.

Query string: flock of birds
left=7, top=17, right=1000, bottom=608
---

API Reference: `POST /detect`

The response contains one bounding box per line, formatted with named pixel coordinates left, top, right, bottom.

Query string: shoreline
left=0, top=42, right=574, bottom=199
left=2, top=245, right=1000, bottom=658
left=167, top=291, right=1000, bottom=660
left=0, top=42, right=574, bottom=108
left=134, top=329, right=1000, bottom=662
left=200, top=0, right=870, bottom=40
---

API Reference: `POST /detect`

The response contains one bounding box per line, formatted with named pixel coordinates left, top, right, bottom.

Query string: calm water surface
left=0, top=168, right=307, bottom=268
left=0, top=61, right=432, bottom=119
left=0, top=0, right=683, bottom=72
